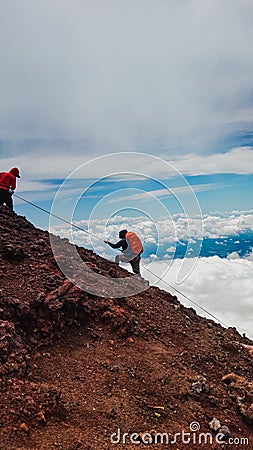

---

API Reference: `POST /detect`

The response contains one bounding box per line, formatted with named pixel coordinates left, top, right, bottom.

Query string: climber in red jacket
left=0, top=167, right=20, bottom=212
left=104, top=229, right=143, bottom=274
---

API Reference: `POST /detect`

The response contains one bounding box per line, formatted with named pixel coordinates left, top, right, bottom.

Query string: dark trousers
left=0, top=189, right=13, bottom=211
left=130, top=254, right=141, bottom=274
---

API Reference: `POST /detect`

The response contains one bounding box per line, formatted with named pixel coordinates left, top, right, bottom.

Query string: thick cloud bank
left=1, top=0, right=253, bottom=154
left=143, top=256, right=253, bottom=341
left=50, top=211, right=253, bottom=258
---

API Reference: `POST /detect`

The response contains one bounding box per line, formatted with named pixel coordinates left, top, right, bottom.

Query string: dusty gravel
left=0, top=206, right=252, bottom=449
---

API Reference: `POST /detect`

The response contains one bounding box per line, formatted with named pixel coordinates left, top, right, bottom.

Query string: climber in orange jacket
left=0, top=167, right=20, bottom=212
left=104, top=229, right=143, bottom=274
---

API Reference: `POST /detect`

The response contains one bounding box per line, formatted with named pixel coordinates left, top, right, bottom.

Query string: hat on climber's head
left=10, top=167, right=20, bottom=178
left=119, top=229, right=127, bottom=239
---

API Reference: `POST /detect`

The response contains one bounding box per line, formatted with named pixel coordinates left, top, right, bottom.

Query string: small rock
left=30, top=244, right=42, bottom=252
left=218, top=425, right=231, bottom=440
left=240, top=343, right=253, bottom=357
left=36, top=410, right=47, bottom=422
left=3, top=244, right=25, bottom=261
left=20, top=422, right=29, bottom=432
left=36, top=239, right=47, bottom=246
left=139, top=431, right=152, bottom=443
left=209, top=417, right=221, bottom=432
left=191, top=379, right=209, bottom=394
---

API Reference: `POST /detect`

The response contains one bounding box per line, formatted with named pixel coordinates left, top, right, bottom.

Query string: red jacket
left=0, top=171, right=17, bottom=191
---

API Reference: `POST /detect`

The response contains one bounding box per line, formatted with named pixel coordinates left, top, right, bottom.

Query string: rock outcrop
left=0, top=206, right=252, bottom=449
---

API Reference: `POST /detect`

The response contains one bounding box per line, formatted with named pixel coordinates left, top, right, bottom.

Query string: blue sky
left=10, top=168, right=253, bottom=231
left=0, top=0, right=253, bottom=231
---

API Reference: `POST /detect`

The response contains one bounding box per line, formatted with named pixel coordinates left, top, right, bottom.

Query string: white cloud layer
left=108, top=183, right=224, bottom=203
left=144, top=256, right=253, bottom=341
left=50, top=211, right=253, bottom=249
left=171, top=147, right=253, bottom=175
left=1, top=148, right=253, bottom=196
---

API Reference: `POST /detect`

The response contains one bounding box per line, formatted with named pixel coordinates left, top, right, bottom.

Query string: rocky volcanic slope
left=0, top=206, right=252, bottom=450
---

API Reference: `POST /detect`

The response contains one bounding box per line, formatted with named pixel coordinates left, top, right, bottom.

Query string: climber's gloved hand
left=8, top=188, right=14, bottom=195
left=104, top=240, right=109, bottom=244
